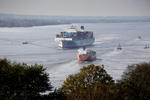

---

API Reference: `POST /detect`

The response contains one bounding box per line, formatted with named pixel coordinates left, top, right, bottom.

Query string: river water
left=0, top=21, right=150, bottom=88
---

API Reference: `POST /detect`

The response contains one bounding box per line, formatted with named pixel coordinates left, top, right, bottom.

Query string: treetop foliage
left=0, top=58, right=52, bottom=100
left=1, top=58, right=150, bottom=100
left=61, top=64, right=114, bottom=100
left=118, top=62, right=150, bottom=100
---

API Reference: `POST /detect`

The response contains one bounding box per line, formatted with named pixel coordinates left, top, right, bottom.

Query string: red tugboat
left=77, top=47, right=96, bottom=61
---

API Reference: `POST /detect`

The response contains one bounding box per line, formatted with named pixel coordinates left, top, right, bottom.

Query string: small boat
left=22, top=41, right=28, bottom=44
left=144, top=44, right=149, bottom=49
left=138, top=36, right=142, bottom=39
left=77, top=47, right=96, bottom=61
left=117, top=44, right=122, bottom=50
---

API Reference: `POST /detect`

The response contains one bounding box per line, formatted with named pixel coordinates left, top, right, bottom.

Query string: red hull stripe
left=78, top=55, right=89, bottom=61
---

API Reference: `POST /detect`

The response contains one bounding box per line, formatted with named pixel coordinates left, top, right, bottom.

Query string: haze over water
left=0, top=18, right=150, bottom=87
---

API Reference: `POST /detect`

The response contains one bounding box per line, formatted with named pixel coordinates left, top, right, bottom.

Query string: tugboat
left=55, top=25, right=95, bottom=48
left=77, top=47, right=96, bottom=61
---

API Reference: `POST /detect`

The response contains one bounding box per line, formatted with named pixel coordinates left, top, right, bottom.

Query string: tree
left=47, top=89, right=66, bottom=100
left=61, top=64, right=114, bottom=100
left=118, top=62, right=150, bottom=100
left=0, top=58, right=52, bottom=100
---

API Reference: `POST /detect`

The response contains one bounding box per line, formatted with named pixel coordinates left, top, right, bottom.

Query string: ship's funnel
left=81, top=26, right=84, bottom=30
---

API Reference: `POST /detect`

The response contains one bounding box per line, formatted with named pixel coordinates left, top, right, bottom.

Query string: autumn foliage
left=61, top=63, right=150, bottom=100
left=1, top=58, right=150, bottom=100
left=61, top=64, right=115, bottom=100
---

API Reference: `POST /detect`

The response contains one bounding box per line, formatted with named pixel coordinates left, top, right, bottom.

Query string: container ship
left=55, top=25, right=95, bottom=48
left=77, top=48, right=96, bottom=61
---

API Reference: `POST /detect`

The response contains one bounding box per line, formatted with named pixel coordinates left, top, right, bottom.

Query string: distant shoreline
left=0, top=13, right=150, bottom=27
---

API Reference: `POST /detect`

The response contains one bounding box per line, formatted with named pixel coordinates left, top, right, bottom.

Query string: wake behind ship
left=55, top=25, right=95, bottom=48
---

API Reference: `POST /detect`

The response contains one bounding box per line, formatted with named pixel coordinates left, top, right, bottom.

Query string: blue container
left=65, top=32, right=72, bottom=37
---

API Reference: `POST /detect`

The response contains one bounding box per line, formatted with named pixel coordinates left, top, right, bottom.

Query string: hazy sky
left=0, top=0, right=150, bottom=16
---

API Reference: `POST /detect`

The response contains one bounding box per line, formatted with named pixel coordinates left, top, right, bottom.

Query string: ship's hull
left=56, top=38, right=95, bottom=48
left=78, top=55, right=96, bottom=61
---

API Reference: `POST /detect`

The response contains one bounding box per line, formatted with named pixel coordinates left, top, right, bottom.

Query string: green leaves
left=1, top=58, right=150, bottom=100
left=117, top=62, right=150, bottom=100
left=0, top=58, right=52, bottom=100
left=61, top=62, right=150, bottom=100
left=61, top=64, right=114, bottom=100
